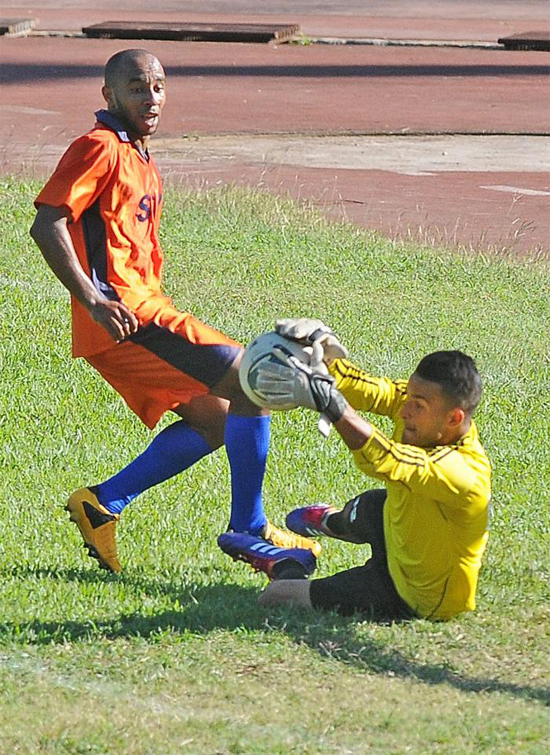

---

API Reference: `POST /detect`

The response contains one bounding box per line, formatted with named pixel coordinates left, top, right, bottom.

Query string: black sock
left=325, top=512, right=349, bottom=538
left=272, top=559, right=307, bottom=580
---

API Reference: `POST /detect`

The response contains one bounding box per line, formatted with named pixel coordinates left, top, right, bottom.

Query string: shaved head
left=104, top=49, right=162, bottom=87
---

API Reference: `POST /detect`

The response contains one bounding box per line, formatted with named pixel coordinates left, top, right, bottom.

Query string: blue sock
left=95, top=420, right=212, bottom=514
left=225, top=414, right=270, bottom=535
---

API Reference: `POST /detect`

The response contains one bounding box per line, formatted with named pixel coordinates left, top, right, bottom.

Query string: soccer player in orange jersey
left=30, top=49, right=319, bottom=573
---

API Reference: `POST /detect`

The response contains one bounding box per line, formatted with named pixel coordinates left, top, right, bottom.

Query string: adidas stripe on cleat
left=218, top=532, right=317, bottom=580
left=66, top=488, right=121, bottom=573
left=285, top=504, right=338, bottom=539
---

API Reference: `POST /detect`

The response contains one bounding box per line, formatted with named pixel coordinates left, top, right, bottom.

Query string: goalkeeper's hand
left=255, top=346, right=348, bottom=423
left=275, top=318, right=348, bottom=363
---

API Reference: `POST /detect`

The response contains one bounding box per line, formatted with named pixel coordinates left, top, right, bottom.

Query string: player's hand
left=275, top=318, right=348, bottom=364
left=88, top=299, right=139, bottom=342
left=256, top=346, right=348, bottom=423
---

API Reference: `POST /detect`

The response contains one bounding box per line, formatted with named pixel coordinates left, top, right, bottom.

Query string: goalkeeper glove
left=275, top=318, right=348, bottom=363
left=256, top=346, right=348, bottom=424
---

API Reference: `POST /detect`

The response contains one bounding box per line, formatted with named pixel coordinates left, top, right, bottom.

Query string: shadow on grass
left=2, top=566, right=548, bottom=707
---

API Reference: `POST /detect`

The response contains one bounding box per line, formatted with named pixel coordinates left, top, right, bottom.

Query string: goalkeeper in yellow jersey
left=219, top=320, right=492, bottom=622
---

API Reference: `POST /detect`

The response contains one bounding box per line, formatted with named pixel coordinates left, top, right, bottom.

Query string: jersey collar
left=95, top=109, right=150, bottom=160
left=95, top=109, right=131, bottom=142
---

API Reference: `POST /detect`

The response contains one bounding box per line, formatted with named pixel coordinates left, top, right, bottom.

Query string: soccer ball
left=238, top=331, right=311, bottom=410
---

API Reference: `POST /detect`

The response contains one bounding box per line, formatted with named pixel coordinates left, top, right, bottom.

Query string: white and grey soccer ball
left=238, top=331, right=311, bottom=410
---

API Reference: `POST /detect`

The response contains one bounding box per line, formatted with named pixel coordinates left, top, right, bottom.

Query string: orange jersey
left=35, top=111, right=240, bottom=426
left=35, top=110, right=179, bottom=357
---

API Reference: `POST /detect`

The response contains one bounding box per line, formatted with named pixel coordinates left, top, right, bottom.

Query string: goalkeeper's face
left=400, top=373, right=465, bottom=448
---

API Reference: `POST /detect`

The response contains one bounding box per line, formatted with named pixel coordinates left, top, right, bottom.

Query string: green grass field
left=0, top=177, right=549, bottom=755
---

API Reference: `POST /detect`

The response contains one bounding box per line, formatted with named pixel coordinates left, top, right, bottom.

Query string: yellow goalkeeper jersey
left=330, top=359, right=492, bottom=621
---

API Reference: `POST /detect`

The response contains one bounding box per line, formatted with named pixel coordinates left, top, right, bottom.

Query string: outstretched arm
left=30, top=204, right=138, bottom=342
left=255, top=350, right=477, bottom=502
left=333, top=404, right=373, bottom=450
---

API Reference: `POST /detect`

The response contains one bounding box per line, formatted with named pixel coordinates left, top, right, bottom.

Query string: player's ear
left=448, top=407, right=465, bottom=428
left=102, top=84, right=114, bottom=107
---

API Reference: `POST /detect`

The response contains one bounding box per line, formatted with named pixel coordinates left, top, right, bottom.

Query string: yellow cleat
left=66, top=488, right=121, bottom=573
left=263, top=520, right=322, bottom=558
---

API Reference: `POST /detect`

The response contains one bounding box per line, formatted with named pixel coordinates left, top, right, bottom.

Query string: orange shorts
left=86, top=317, right=241, bottom=429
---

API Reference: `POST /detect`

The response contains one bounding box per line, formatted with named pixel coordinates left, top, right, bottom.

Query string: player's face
left=104, top=56, right=166, bottom=141
left=400, top=373, right=461, bottom=448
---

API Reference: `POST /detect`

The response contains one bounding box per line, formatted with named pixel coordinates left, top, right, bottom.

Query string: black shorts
left=309, top=489, right=415, bottom=621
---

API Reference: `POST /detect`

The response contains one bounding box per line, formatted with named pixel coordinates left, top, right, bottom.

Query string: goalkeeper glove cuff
left=309, top=372, right=348, bottom=424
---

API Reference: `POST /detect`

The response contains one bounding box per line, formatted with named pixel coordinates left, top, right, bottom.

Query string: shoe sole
left=225, top=551, right=311, bottom=579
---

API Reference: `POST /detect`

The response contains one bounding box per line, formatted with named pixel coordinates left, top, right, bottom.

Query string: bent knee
left=212, top=355, right=269, bottom=415
left=174, top=395, right=229, bottom=448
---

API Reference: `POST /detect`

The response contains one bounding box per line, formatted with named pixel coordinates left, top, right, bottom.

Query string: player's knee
left=230, top=389, right=269, bottom=416
left=173, top=395, right=229, bottom=448
left=212, top=357, right=269, bottom=415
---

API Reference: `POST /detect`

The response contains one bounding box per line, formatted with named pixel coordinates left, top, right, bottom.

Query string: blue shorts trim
left=129, top=323, right=240, bottom=388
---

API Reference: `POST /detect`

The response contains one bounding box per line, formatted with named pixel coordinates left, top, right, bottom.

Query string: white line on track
left=479, top=185, right=550, bottom=197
